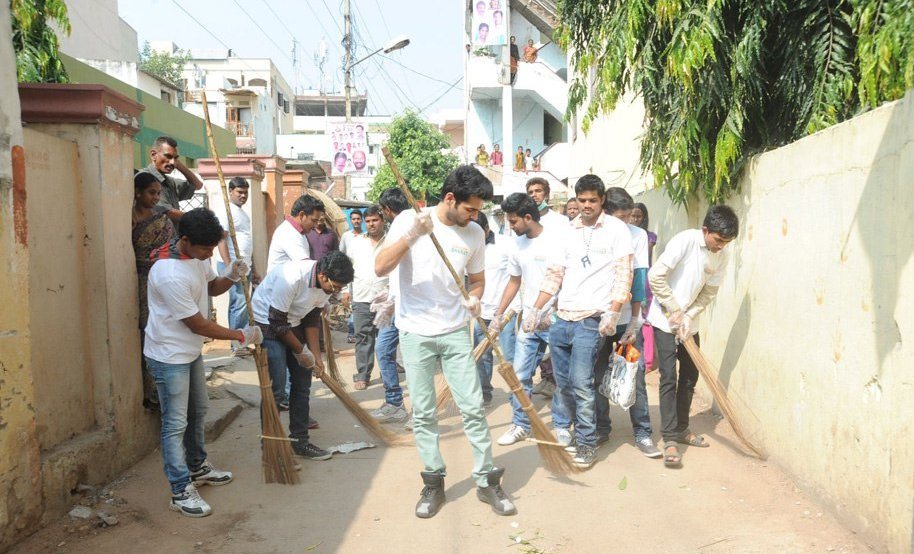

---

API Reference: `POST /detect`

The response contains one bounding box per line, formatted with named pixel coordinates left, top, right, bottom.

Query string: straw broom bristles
left=319, top=342, right=409, bottom=447
left=682, top=337, right=767, bottom=460
left=436, top=310, right=516, bottom=415
left=200, top=92, right=299, bottom=484
left=320, top=313, right=345, bottom=387
left=382, top=147, right=580, bottom=475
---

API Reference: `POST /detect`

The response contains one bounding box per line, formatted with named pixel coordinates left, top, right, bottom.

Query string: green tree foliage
left=11, top=0, right=71, bottom=83
left=368, top=110, right=459, bottom=203
left=139, top=41, right=190, bottom=88
left=557, top=0, right=914, bottom=204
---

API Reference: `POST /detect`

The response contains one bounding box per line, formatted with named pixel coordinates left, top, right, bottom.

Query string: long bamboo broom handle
left=200, top=92, right=255, bottom=321
left=380, top=147, right=508, bottom=367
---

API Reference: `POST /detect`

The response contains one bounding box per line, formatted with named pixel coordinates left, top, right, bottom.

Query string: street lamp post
left=344, top=34, right=411, bottom=122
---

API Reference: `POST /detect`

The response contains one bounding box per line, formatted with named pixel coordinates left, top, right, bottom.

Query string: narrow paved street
left=13, top=337, right=873, bottom=554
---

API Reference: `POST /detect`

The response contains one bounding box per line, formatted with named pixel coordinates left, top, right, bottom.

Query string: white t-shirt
left=388, top=208, right=486, bottom=335
left=619, top=222, right=650, bottom=325
left=252, top=259, right=330, bottom=327
left=553, top=212, right=634, bottom=313
left=344, top=233, right=388, bottom=303
left=539, top=209, right=569, bottom=230
left=480, top=239, right=519, bottom=320
left=215, top=202, right=253, bottom=266
left=647, top=229, right=729, bottom=334
left=339, top=229, right=362, bottom=255
left=267, top=219, right=310, bottom=273
left=508, top=225, right=560, bottom=313
left=144, top=258, right=217, bottom=364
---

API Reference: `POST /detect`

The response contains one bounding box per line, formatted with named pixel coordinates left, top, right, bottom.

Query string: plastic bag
left=599, top=344, right=640, bottom=410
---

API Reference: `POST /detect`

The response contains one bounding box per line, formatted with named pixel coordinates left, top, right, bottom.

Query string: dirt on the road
left=12, top=342, right=875, bottom=554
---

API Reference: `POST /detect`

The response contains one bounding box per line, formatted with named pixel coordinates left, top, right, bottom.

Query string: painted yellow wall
left=636, top=91, right=914, bottom=553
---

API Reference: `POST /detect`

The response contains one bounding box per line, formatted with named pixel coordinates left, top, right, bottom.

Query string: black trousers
left=654, top=329, right=700, bottom=443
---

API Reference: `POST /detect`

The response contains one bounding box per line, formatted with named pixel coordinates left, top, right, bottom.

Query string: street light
left=345, top=35, right=410, bottom=120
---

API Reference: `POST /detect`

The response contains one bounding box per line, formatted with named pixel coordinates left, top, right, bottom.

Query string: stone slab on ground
left=204, top=398, right=244, bottom=443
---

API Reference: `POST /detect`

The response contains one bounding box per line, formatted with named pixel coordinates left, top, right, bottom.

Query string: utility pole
left=344, top=0, right=352, bottom=122
left=343, top=0, right=352, bottom=198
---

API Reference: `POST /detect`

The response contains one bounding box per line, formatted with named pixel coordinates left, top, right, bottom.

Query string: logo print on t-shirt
left=451, top=246, right=469, bottom=258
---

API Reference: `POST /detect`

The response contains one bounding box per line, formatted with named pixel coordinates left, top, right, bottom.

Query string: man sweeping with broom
left=374, top=165, right=517, bottom=519
left=647, top=205, right=739, bottom=468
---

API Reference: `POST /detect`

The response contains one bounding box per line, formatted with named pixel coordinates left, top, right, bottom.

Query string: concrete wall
left=58, top=0, right=139, bottom=63
left=635, top=91, right=914, bottom=553
left=0, top=4, right=40, bottom=550
left=468, top=97, right=546, bottom=156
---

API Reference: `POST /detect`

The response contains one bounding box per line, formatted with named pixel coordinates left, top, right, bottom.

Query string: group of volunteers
left=132, top=136, right=740, bottom=521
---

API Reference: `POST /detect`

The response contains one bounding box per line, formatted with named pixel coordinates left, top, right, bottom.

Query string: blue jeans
left=376, top=316, right=403, bottom=406
left=217, top=262, right=250, bottom=330
left=472, top=314, right=517, bottom=402
left=510, top=327, right=568, bottom=431
left=146, top=355, right=208, bottom=494
left=593, top=325, right=652, bottom=440
left=548, top=316, right=601, bottom=448
left=264, top=337, right=313, bottom=441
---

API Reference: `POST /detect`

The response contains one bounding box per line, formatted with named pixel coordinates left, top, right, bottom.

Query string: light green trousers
left=399, top=327, right=495, bottom=487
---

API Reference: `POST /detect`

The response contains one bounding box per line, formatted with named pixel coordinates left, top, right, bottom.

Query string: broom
left=435, top=309, right=516, bottom=414
left=319, top=314, right=409, bottom=446
left=200, top=93, right=299, bottom=484
left=382, top=147, right=581, bottom=475
left=682, top=337, right=767, bottom=459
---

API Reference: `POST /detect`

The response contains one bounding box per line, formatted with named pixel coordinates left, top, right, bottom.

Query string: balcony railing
left=226, top=121, right=253, bottom=137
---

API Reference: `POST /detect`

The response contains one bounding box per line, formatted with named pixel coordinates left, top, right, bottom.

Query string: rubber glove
left=675, top=314, right=693, bottom=342
left=369, top=290, right=395, bottom=328
left=462, top=296, right=482, bottom=318
left=239, top=325, right=263, bottom=346
left=221, top=259, right=249, bottom=282
left=488, top=314, right=505, bottom=334
left=620, top=316, right=642, bottom=345
left=598, top=310, right=621, bottom=336
left=294, top=345, right=316, bottom=369
left=403, top=211, right=434, bottom=245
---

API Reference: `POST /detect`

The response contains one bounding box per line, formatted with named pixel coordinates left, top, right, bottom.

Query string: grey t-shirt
left=139, top=163, right=195, bottom=211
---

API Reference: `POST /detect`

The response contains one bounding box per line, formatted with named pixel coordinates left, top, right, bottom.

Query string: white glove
left=294, top=345, right=316, bottom=369
left=522, top=307, right=549, bottom=333
left=221, top=259, right=249, bottom=282
left=675, top=314, right=693, bottom=342
left=239, top=325, right=263, bottom=346
left=369, top=290, right=395, bottom=328
left=488, top=314, right=505, bottom=334
left=620, top=316, right=642, bottom=345
left=598, top=310, right=621, bottom=336
left=462, top=296, right=482, bottom=318
left=403, top=211, right=434, bottom=245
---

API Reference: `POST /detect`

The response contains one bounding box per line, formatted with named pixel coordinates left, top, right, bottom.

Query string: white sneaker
left=554, top=427, right=573, bottom=447
left=404, top=415, right=415, bottom=431
left=371, top=402, right=408, bottom=423
left=497, top=424, right=530, bottom=446
left=190, top=460, right=233, bottom=486
left=170, top=484, right=211, bottom=518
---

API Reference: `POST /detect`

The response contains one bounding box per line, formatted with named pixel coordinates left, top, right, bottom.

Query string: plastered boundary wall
left=636, top=91, right=914, bottom=553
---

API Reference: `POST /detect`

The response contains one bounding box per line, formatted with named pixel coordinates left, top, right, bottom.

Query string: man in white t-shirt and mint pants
left=144, top=208, right=263, bottom=517
left=647, top=205, right=739, bottom=468
left=375, top=166, right=516, bottom=519
left=528, top=175, right=634, bottom=469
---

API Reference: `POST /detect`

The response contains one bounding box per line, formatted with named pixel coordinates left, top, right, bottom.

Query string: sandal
left=663, top=442, right=682, bottom=468
left=679, top=432, right=710, bottom=448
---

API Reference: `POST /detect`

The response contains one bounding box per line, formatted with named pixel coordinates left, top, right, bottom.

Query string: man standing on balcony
left=215, top=177, right=260, bottom=358
left=509, top=36, right=519, bottom=84
left=490, top=143, right=503, bottom=166
left=139, top=136, right=204, bottom=225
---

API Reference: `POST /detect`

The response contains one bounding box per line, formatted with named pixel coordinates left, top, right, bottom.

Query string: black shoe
left=596, top=432, right=610, bottom=447
left=278, top=400, right=289, bottom=412
left=415, top=471, right=446, bottom=519
left=292, top=441, right=332, bottom=461
left=476, top=467, right=516, bottom=516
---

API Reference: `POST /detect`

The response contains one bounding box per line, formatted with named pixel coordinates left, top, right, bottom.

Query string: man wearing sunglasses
left=251, top=251, right=354, bottom=461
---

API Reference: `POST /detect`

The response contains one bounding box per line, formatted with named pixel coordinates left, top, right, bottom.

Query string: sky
left=117, top=0, right=465, bottom=117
